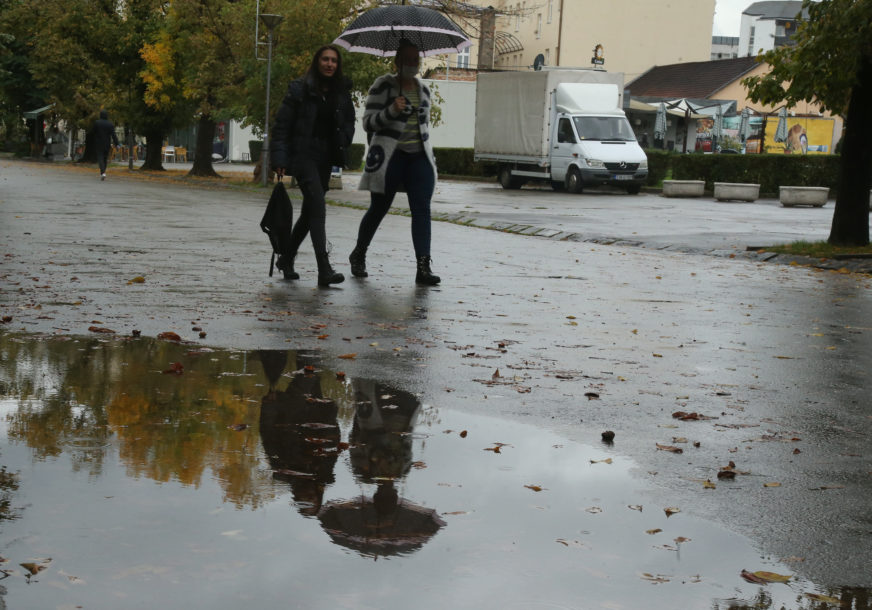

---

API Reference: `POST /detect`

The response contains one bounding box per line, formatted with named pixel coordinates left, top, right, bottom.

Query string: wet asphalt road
left=1, top=159, right=871, bottom=589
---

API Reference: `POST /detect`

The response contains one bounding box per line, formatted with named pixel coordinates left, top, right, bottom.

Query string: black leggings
left=290, top=157, right=332, bottom=257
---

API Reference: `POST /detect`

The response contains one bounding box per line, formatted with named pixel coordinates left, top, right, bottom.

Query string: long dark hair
left=306, top=44, right=344, bottom=90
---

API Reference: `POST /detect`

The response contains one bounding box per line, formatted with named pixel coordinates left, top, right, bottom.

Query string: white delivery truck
left=474, top=69, right=648, bottom=194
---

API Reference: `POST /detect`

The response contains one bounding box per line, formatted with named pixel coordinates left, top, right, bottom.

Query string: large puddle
left=0, top=333, right=862, bottom=609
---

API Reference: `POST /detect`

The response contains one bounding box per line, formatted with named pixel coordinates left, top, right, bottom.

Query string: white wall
left=739, top=15, right=776, bottom=57
left=227, top=121, right=258, bottom=161
left=351, top=78, right=477, bottom=149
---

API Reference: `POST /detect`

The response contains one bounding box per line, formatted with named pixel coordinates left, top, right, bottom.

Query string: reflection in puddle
left=0, top=332, right=864, bottom=608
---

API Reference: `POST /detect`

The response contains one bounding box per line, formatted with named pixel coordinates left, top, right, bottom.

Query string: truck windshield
left=572, top=116, right=636, bottom=141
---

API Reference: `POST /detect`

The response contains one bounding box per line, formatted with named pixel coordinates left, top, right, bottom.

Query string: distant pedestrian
left=93, top=110, right=119, bottom=180
left=271, top=44, right=355, bottom=286
left=350, top=38, right=440, bottom=285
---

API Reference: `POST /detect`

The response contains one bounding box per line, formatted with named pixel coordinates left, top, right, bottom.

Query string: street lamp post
left=260, top=13, right=283, bottom=187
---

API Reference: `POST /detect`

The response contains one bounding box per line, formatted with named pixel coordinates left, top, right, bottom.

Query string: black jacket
left=94, top=117, right=119, bottom=152
left=270, top=73, right=355, bottom=170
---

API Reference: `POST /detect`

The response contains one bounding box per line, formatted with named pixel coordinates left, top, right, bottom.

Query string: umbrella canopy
left=653, top=102, right=667, bottom=141
left=774, top=107, right=789, bottom=143
left=333, top=5, right=471, bottom=57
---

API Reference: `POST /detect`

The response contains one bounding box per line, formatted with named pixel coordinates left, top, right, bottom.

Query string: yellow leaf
left=764, top=482, right=781, bottom=488
left=753, top=571, right=791, bottom=583
left=128, top=276, right=145, bottom=284
left=590, top=458, right=613, bottom=464
left=337, top=353, right=357, bottom=359
left=566, top=315, right=576, bottom=319
left=646, top=528, right=662, bottom=535
left=703, top=480, right=716, bottom=489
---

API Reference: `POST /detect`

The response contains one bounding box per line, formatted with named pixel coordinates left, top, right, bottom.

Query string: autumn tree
left=743, top=0, right=872, bottom=246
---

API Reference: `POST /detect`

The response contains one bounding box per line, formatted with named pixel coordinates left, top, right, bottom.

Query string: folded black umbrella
left=260, top=180, right=294, bottom=277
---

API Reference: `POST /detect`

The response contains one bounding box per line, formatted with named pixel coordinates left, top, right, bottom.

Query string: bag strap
left=269, top=251, right=275, bottom=277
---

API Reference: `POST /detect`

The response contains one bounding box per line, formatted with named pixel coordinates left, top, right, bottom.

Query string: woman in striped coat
left=350, top=39, right=440, bottom=285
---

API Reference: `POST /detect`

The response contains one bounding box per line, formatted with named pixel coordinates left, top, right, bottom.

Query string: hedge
left=349, top=145, right=841, bottom=196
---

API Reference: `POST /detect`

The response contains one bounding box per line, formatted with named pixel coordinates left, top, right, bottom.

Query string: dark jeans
left=97, top=149, right=109, bottom=174
left=290, top=154, right=332, bottom=258
left=356, top=150, right=435, bottom=257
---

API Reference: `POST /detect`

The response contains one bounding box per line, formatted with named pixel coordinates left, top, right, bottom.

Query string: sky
left=713, top=0, right=754, bottom=36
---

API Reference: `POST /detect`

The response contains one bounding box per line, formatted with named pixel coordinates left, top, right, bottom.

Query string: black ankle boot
left=276, top=254, right=299, bottom=280
left=316, top=254, right=344, bottom=286
left=349, top=246, right=368, bottom=278
left=415, top=255, right=441, bottom=285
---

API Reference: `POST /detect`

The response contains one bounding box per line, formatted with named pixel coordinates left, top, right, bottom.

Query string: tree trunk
left=828, top=53, right=872, bottom=246
left=140, top=125, right=165, bottom=170
left=77, top=130, right=97, bottom=164
left=189, top=115, right=220, bottom=178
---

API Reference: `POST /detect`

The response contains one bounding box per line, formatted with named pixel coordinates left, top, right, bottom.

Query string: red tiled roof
left=627, top=56, right=761, bottom=99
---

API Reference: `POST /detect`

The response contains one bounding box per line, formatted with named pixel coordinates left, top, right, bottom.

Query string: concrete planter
left=779, top=186, right=829, bottom=207
left=714, top=182, right=760, bottom=202
left=662, top=180, right=705, bottom=198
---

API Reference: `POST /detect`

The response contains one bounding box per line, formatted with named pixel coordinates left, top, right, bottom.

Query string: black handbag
left=260, top=179, right=294, bottom=276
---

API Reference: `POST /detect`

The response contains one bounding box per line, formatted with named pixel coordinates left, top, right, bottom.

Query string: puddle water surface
left=0, top=333, right=863, bottom=609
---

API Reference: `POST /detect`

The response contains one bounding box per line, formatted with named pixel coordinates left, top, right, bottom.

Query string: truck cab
left=550, top=84, right=648, bottom=194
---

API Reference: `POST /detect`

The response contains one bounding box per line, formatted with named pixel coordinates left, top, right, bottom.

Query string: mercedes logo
left=619, top=161, right=627, bottom=169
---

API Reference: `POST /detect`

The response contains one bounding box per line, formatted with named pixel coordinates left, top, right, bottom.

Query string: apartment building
left=738, top=1, right=807, bottom=57
left=439, top=0, right=716, bottom=83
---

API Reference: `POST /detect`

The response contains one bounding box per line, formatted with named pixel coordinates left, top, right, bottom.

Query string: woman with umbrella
left=348, top=38, right=441, bottom=285
left=271, top=45, right=355, bottom=286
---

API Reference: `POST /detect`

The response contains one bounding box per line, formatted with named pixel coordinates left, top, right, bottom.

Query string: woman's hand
left=392, top=96, right=407, bottom=114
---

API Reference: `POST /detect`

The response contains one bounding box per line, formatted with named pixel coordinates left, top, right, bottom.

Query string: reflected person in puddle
left=318, top=380, right=444, bottom=558
left=258, top=351, right=340, bottom=516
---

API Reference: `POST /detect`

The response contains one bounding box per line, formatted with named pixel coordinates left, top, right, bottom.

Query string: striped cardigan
left=358, top=73, right=437, bottom=194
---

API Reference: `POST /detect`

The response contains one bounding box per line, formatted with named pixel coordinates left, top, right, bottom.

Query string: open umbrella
left=333, top=5, right=471, bottom=57
left=712, top=105, right=723, bottom=150
left=653, top=102, right=667, bottom=142
left=738, top=107, right=751, bottom=142
left=773, top=107, right=788, bottom=143
left=318, top=483, right=445, bottom=558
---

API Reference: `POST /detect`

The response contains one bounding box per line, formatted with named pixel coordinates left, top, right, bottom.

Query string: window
left=536, top=14, right=541, bottom=38
left=775, top=23, right=785, bottom=37
left=456, top=46, right=470, bottom=69
left=547, top=0, right=553, bottom=23
left=747, top=25, right=755, bottom=55
left=557, top=118, right=576, bottom=143
left=545, top=48, right=550, bottom=64
left=515, top=3, right=520, bottom=31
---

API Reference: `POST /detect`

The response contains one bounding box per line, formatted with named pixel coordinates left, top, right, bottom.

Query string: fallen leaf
left=20, top=562, right=49, bottom=576
left=484, top=446, right=501, bottom=453
left=88, top=326, right=116, bottom=334
left=664, top=507, right=680, bottom=517
left=524, top=484, right=544, bottom=492
left=585, top=506, right=602, bottom=513
left=157, top=331, right=181, bottom=342
left=492, top=369, right=501, bottom=379
left=162, top=362, right=184, bottom=375
left=804, top=593, right=842, bottom=604
left=752, top=571, right=791, bottom=583
left=127, top=276, right=145, bottom=284
left=584, top=392, right=600, bottom=399
left=338, top=353, right=356, bottom=360
left=740, top=569, right=769, bottom=584
left=674, top=537, right=691, bottom=544
left=317, top=334, right=328, bottom=340
left=656, top=443, right=683, bottom=454
left=717, top=470, right=736, bottom=480
left=228, top=423, right=247, bottom=431
left=411, top=461, right=427, bottom=469
left=641, top=573, right=670, bottom=584
left=764, top=482, right=781, bottom=488
left=703, top=480, right=716, bottom=489
left=646, top=528, right=662, bottom=535
left=459, top=430, right=468, bottom=438
left=628, top=505, right=643, bottom=512
left=590, top=458, right=613, bottom=464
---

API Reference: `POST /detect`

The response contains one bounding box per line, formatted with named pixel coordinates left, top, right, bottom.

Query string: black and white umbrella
left=333, top=5, right=472, bottom=57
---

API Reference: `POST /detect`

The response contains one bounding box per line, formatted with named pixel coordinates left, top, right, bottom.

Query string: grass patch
left=764, top=240, right=872, bottom=258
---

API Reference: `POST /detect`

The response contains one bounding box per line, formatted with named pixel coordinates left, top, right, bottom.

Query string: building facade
left=738, top=1, right=806, bottom=57
left=438, top=0, right=716, bottom=83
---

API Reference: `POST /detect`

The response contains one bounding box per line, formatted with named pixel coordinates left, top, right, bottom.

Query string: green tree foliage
left=743, top=0, right=872, bottom=246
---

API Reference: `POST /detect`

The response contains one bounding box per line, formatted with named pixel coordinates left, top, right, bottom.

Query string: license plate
left=613, top=174, right=633, bottom=181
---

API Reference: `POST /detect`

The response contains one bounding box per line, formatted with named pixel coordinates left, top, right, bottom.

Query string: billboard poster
left=764, top=116, right=835, bottom=154
left=697, top=116, right=764, bottom=153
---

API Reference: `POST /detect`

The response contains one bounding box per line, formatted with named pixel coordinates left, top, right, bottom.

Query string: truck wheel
left=625, top=184, right=641, bottom=195
left=566, top=167, right=583, bottom=194
left=499, top=166, right=522, bottom=190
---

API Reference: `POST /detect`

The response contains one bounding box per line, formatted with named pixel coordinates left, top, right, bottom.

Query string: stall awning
left=23, top=104, right=54, bottom=120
